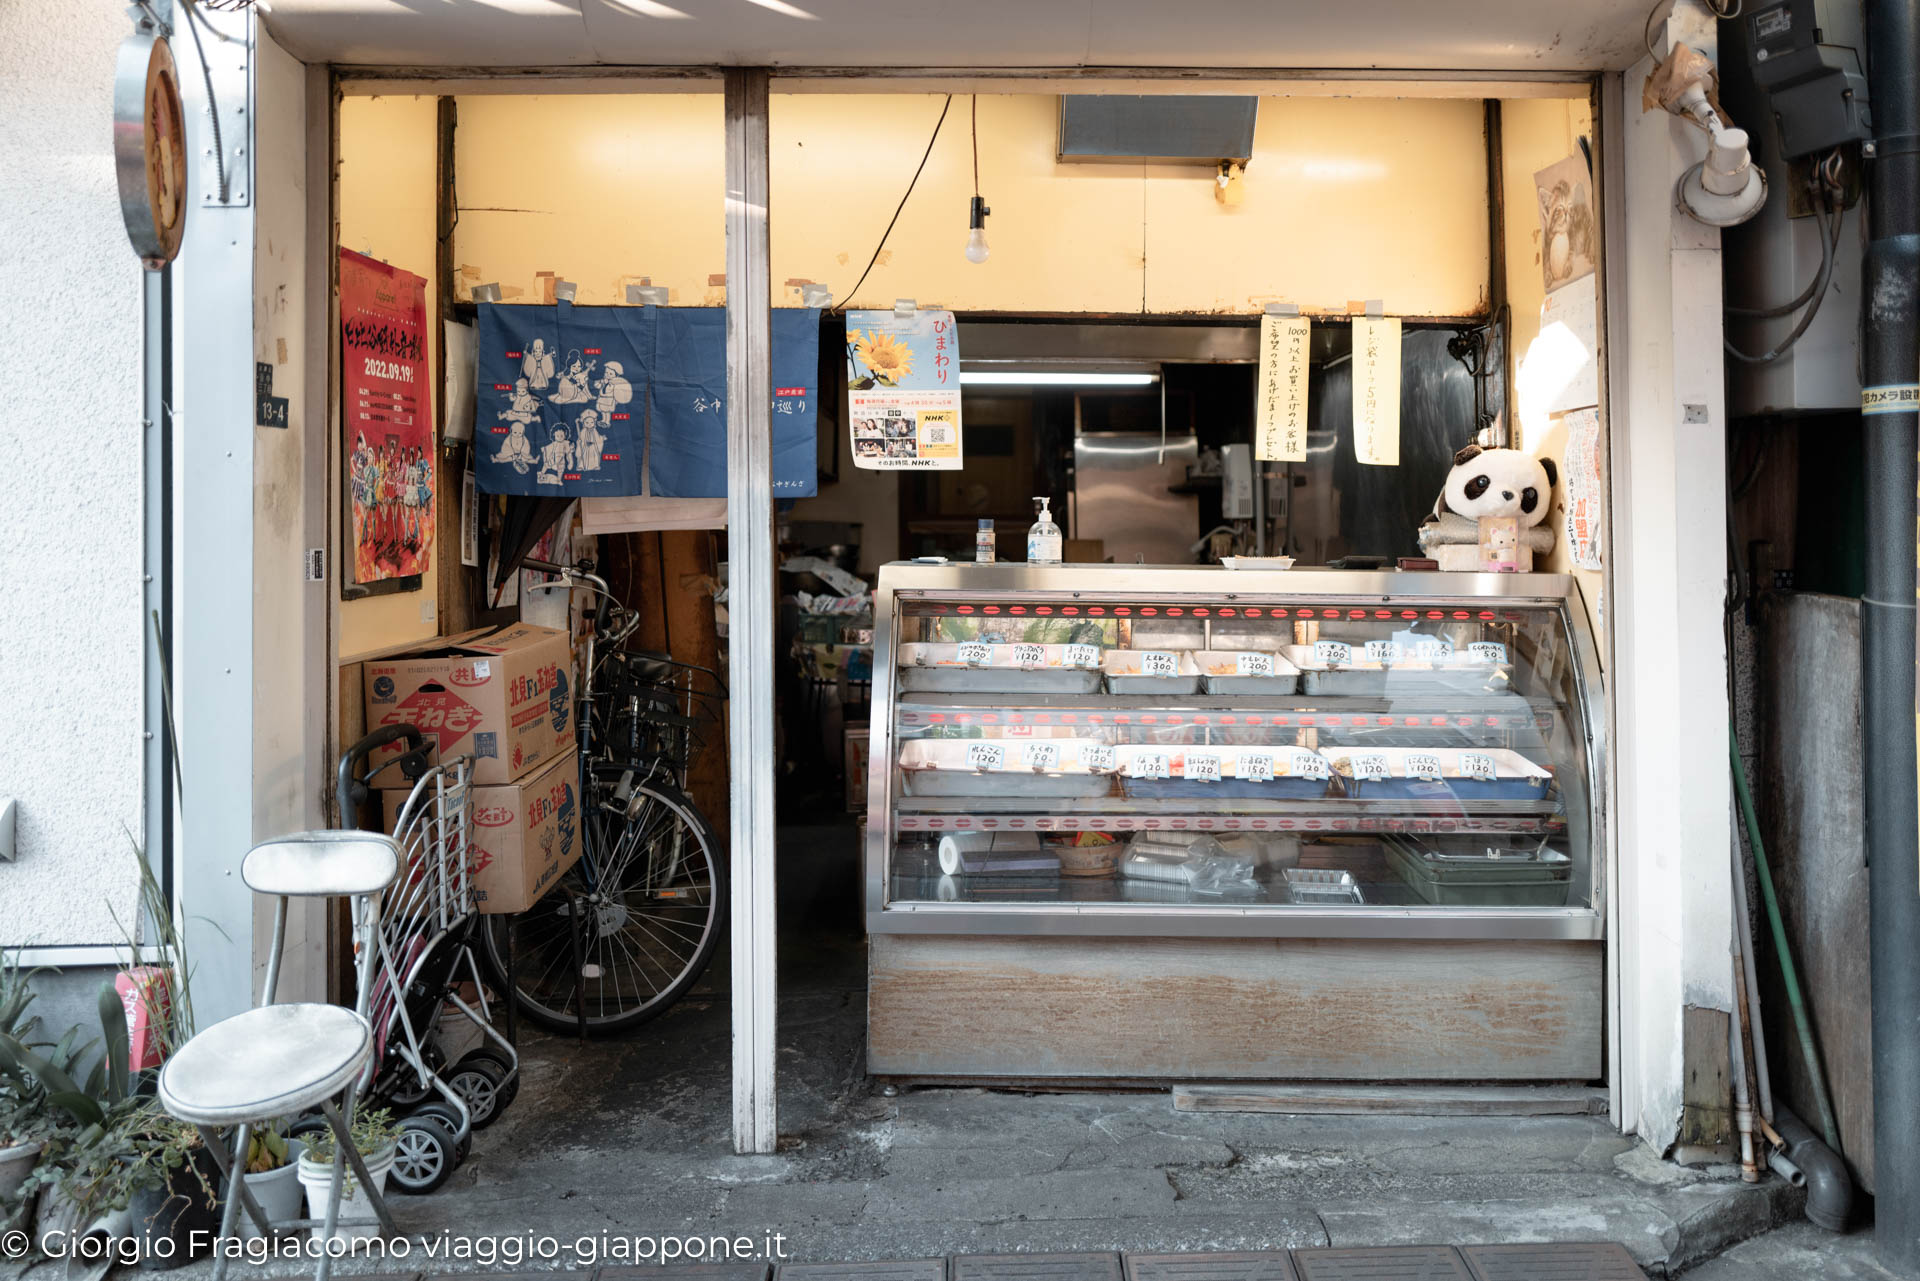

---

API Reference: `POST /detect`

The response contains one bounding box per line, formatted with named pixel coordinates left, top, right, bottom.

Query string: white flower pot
left=296, top=1144, right=394, bottom=1242
left=0, top=1139, right=42, bottom=1211
left=239, top=1139, right=304, bottom=1240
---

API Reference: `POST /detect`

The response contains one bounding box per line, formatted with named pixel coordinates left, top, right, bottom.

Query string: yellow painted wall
left=337, top=93, right=442, bottom=657
left=1500, top=95, right=1603, bottom=653
left=450, top=93, right=1491, bottom=318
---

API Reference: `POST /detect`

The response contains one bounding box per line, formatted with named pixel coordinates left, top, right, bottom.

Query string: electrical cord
left=833, top=95, right=953, bottom=312
left=971, top=94, right=980, bottom=196
left=179, top=0, right=231, bottom=204
left=1724, top=159, right=1846, bottom=364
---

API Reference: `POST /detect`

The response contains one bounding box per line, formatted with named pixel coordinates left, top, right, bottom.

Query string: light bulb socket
left=969, top=195, right=990, bottom=229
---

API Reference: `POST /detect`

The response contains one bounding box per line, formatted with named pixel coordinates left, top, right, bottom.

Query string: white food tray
left=1320, top=747, right=1548, bottom=781
left=897, top=641, right=1103, bottom=694
left=1281, top=641, right=1511, bottom=672
left=1102, top=648, right=1202, bottom=694
left=1191, top=648, right=1303, bottom=695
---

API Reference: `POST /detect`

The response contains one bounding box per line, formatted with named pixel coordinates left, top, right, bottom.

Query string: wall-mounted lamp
left=965, top=195, right=991, bottom=264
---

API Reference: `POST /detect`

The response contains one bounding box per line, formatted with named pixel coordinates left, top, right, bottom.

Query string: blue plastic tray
left=1345, top=777, right=1550, bottom=801
left=1121, top=777, right=1333, bottom=800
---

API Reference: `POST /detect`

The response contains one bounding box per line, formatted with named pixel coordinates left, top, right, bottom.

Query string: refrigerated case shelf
left=895, top=794, right=1566, bottom=835
left=895, top=692, right=1555, bottom=733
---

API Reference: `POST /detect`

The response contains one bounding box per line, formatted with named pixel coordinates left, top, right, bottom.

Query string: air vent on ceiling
left=1058, top=95, right=1258, bottom=165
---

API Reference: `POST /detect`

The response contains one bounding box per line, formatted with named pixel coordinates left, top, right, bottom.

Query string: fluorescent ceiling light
left=741, top=0, right=819, bottom=16
left=605, top=0, right=693, bottom=15
left=961, top=371, right=1159, bottom=387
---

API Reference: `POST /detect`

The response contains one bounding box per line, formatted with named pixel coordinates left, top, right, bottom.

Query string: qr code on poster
left=923, top=424, right=953, bottom=445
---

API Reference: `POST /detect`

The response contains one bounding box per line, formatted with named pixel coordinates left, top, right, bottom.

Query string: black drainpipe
left=1863, top=0, right=1920, bottom=1271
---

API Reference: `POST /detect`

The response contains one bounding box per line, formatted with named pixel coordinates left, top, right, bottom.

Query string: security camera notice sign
left=845, top=309, right=963, bottom=470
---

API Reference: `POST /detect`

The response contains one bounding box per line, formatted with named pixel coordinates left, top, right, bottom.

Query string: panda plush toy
left=1417, top=443, right=1557, bottom=571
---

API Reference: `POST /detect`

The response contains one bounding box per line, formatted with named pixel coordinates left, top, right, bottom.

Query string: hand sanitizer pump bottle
left=1027, top=496, right=1063, bottom=565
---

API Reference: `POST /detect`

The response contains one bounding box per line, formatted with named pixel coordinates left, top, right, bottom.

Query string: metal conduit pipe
left=1862, top=0, right=1920, bottom=1269
left=1774, top=1104, right=1852, bottom=1231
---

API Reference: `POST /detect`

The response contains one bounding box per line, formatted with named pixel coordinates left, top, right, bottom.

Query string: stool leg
left=319, top=1100, right=400, bottom=1236
left=194, top=1124, right=274, bottom=1240
left=205, top=1122, right=251, bottom=1281
left=314, top=1117, right=347, bottom=1281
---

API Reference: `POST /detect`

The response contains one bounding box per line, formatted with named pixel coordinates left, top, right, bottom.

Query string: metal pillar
left=142, top=265, right=175, bottom=904
left=1862, top=0, right=1920, bottom=1267
left=724, top=67, right=778, bottom=1156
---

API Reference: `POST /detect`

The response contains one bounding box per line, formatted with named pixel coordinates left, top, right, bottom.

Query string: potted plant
left=237, top=1126, right=304, bottom=1241
left=124, top=1107, right=221, bottom=1269
left=0, top=950, right=52, bottom=1220
left=295, top=1109, right=399, bottom=1242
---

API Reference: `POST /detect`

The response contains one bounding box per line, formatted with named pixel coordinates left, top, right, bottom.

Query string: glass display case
left=864, top=563, right=1605, bottom=940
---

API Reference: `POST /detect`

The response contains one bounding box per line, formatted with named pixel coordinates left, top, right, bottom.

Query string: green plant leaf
left=45, top=1091, right=105, bottom=1129
left=0, top=1032, right=82, bottom=1098
left=97, top=983, right=130, bottom=1103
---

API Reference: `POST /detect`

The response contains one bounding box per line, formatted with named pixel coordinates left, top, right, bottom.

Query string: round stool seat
left=158, top=1004, right=372, bottom=1126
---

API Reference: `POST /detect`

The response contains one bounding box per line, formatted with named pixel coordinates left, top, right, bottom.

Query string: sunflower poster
left=844, top=309, right=963, bottom=471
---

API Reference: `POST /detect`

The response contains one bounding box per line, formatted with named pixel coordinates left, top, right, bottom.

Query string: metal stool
left=157, top=831, right=403, bottom=1281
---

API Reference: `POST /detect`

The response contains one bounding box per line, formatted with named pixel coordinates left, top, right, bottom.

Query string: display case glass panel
left=864, top=565, right=1604, bottom=939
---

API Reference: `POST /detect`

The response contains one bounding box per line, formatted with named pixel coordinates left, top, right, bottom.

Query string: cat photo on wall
left=1534, top=154, right=1597, bottom=293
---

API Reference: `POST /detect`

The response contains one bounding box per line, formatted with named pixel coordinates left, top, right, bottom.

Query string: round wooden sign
left=115, top=32, right=187, bottom=268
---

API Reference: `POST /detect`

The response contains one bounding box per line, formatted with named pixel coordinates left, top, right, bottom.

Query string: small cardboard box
left=383, top=748, right=582, bottom=915
left=845, top=725, right=871, bottom=813
left=363, top=622, right=574, bottom=787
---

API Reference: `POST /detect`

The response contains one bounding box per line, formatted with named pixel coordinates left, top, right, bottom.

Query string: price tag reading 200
left=1235, top=652, right=1275, bottom=677
left=1314, top=641, right=1353, bottom=668
left=957, top=641, right=993, bottom=667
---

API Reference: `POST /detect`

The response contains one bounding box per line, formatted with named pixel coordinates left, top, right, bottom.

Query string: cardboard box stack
left=366, top=623, right=583, bottom=913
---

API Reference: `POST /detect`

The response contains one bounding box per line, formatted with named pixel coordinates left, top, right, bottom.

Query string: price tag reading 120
left=1352, top=753, right=1391, bottom=782
left=1131, top=751, right=1172, bottom=780
left=1082, top=745, right=1117, bottom=773
left=957, top=641, right=993, bottom=667
left=1140, top=651, right=1179, bottom=677
left=1461, top=752, right=1498, bottom=782
left=1011, top=643, right=1047, bottom=670
left=964, top=741, right=1005, bottom=771
left=1064, top=644, right=1101, bottom=670
left=1291, top=751, right=1332, bottom=782
left=1184, top=752, right=1223, bottom=782
left=1407, top=753, right=1445, bottom=781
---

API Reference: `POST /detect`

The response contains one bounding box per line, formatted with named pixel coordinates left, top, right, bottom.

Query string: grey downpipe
left=1862, top=0, right=1920, bottom=1271
left=1774, top=1104, right=1852, bottom=1231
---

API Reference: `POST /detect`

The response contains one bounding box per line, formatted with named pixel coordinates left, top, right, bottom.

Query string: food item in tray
left=1053, top=832, right=1120, bottom=878
left=1283, top=639, right=1511, bottom=671
left=1115, top=743, right=1330, bottom=784
left=898, top=640, right=1103, bottom=671
left=899, top=737, right=1117, bottom=775
left=1322, top=747, right=1551, bottom=799
left=1100, top=649, right=1200, bottom=679
left=1191, top=649, right=1302, bottom=679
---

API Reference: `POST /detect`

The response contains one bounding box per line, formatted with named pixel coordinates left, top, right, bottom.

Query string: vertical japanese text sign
left=1351, top=315, right=1402, bottom=467
left=1255, top=315, right=1310, bottom=462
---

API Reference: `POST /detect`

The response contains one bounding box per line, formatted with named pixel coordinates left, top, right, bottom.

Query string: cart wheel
left=411, top=1100, right=474, bottom=1162
left=446, top=1056, right=508, bottom=1129
left=388, top=1115, right=457, bottom=1195
left=455, top=1048, right=521, bottom=1111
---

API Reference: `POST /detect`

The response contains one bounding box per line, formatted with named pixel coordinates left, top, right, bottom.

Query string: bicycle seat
left=619, top=650, right=678, bottom=684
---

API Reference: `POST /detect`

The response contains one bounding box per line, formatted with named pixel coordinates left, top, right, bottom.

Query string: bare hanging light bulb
left=965, top=195, right=991, bottom=264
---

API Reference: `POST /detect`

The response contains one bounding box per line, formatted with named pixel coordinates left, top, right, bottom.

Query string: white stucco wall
left=0, top=0, right=146, bottom=946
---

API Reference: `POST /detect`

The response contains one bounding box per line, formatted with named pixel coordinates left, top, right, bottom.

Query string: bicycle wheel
left=482, top=777, right=726, bottom=1034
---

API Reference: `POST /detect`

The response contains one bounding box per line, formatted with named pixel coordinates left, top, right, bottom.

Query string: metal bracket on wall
left=193, top=6, right=251, bottom=207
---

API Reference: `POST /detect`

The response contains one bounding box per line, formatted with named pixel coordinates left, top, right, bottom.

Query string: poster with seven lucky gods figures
left=340, top=248, right=434, bottom=585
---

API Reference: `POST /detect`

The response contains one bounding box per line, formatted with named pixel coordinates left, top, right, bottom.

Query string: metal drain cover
left=1128, top=1251, right=1299, bottom=1281
left=597, top=1266, right=773, bottom=1281
left=952, top=1253, right=1126, bottom=1281
left=780, top=1263, right=947, bottom=1281
left=1459, top=1244, right=1648, bottom=1281
left=1292, top=1247, right=1473, bottom=1281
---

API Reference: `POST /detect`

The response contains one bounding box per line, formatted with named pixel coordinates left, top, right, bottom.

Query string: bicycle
left=479, top=557, right=729, bottom=1035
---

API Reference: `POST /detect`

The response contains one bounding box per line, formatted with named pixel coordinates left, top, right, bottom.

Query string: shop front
left=152, top=0, right=1741, bottom=1160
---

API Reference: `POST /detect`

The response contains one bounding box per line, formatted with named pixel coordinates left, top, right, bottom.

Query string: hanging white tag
left=964, top=741, right=1005, bottom=771
left=1469, top=641, right=1508, bottom=665
left=1461, top=752, right=1498, bottom=783
left=1011, top=643, right=1046, bottom=670
left=1291, top=750, right=1332, bottom=782
left=1364, top=640, right=1402, bottom=666
left=1183, top=752, right=1223, bottom=782
left=1022, top=741, right=1061, bottom=771
left=1256, top=315, right=1311, bottom=462
left=1314, top=641, right=1352, bottom=668
left=1235, top=651, right=1275, bottom=677
left=1140, top=650, right=1178, bottom=677
left=1131, top=751, right=1173, bottom=780
left=1351, top=315, right=1402, bottom=467
left=1083, top=744, right=1117, bottom=773
left=1406, top=752, right=1444, bottom=781
left=1352, top=753, right=1391, bottom=782
left=1237, top=752, right=1275, bottom=782
left=958, top=641, right=993, bottom=667
left=1064, top=643, right=1101, bottom=669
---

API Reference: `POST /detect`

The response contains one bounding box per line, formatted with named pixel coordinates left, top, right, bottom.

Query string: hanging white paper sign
left=1352, top=316, right=1402, bottom=467
left=1256, top=315, right=1310, bottom=462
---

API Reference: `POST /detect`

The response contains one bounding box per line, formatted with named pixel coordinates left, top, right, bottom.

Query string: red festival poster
left=340, top=248, right=433, bottom=584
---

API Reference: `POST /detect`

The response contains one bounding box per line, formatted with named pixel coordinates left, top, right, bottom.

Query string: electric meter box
left=1743, top=0, right=1872, bottom=158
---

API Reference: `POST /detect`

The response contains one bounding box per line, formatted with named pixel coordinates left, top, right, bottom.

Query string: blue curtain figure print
left=649, top=307, right=821, bottom=499
left=476, top=302, right=650, bottom=497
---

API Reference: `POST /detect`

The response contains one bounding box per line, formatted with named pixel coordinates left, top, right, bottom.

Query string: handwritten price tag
left=1352, top=753, right=1391, bottom=782
left=1064, top=643, right=1101, bottom=670
left=1290, top=750, right=1332, bottom=782
left=1364, top=640, right=1402, bottom=666
left=1083, top=745, right=1117, bottom=773
left=1011, top=643, right=1047, bottom=670
left=1468, top=642, right=1508, bottom=666
left=1314, top=641, right=1353, bottom=668
left=1021, top=741, right=1061, bottom=771
left=1237, top=753, right=1275, bottom=782
left=958, top=641, right=993, bottom=668
left=1235, top=652, right=1276, bottom=677
left=1131, top=751, right=1173, bottom=780
left=1407, top=752, right=1445, bottom=781
left=964, top=741, right=1005, bottom=771
left=1461, top=752, right=1498, bottom=783
left=1413, top=638, right=1455, bottom=661
left=1183, top=753, right=1223, bottom=782
left=1140, top=650, right=1179, bottom=677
